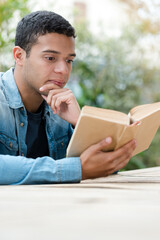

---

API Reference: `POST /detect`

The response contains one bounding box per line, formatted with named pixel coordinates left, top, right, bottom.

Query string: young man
left=0, top=11, right=136, bottom=184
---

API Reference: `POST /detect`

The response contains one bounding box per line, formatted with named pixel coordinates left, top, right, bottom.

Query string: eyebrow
left=42, top=50, right=76, bottom=57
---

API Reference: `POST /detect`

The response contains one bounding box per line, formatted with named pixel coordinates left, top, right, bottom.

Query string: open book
left=67, top=102, right=160, bottom=157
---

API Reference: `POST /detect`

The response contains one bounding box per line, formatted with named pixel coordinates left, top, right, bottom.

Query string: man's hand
left=40, top=84, right=81, bottom=126
left=80, top=137, right=137, bottom=180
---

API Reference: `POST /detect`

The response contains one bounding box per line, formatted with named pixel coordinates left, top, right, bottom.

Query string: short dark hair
left=15, top=11, right=76, bottom=56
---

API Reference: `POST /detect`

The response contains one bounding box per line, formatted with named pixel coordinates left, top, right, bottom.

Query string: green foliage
left=0, top=0, right=29, bottom=71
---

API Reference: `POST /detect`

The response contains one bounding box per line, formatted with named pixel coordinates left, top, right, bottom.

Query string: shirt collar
left=1, top=67, right=24, bottom=109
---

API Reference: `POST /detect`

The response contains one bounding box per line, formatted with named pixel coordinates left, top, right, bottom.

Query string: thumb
left=88, top=137, right=112, bottom=154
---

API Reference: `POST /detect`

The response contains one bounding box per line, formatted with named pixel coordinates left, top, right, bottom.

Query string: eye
left=66, top=59, right=74, bottom=64
left=45, top=56, right=56, bottom=61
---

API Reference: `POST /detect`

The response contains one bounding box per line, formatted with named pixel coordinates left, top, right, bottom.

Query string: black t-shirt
left=25, top=102, right=49, bottom=158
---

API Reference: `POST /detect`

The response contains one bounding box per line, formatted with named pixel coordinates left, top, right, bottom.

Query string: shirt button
left=61, top=142, right=64, bottom=147
left=20, top=122, right=24, bottom=127
left=9, top=142, right=13, bottom=148
left=21, top=153, right=24, bottom=156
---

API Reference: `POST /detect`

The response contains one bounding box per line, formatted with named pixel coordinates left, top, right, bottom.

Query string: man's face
left=22, top=33, right=76, bottom=96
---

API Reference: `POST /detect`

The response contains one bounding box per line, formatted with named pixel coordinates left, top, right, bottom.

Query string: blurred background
left=0, top=0, right=160, bottom=170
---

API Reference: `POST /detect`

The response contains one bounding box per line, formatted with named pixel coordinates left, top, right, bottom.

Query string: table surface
left=0, top=166, right=160, bottom=240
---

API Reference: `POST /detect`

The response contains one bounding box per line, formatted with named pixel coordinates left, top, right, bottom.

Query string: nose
left=54, top=61, right=68, bottom=75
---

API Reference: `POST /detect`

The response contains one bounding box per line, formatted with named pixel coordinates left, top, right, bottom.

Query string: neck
left=14, top=66, right=43, bottom=113
left=22, top=94, right=44, bottom=113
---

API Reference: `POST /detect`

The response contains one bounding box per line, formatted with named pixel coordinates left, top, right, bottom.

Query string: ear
left=13, top=46, right=26, bottom=66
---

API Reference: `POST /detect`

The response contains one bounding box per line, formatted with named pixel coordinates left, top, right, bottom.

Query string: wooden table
left=0, top=167, right=160, bottom=240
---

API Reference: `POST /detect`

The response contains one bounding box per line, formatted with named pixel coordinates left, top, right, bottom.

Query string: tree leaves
left=0, top=0, right=29, bottom=71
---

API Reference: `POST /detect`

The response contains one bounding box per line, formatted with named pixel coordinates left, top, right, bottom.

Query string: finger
left=53, top=96, right=64, bottom=112
left=131, top=121, right=140, bottom=126
left=87, top=137, right=112, bottom=155
left=109, top=140, right=136, bottom=171
left=41, top=93, right=57, bottom=113
left=47, top=89, right=71, bottom=106
left=113, top=153, right=131, bottom=172
left=54, top=92, right=73, bottom=110
left=46, top=90, right=70, bottom=113
left=39, top=84, right=68, bottom=92
left=51, top=98, right=57, bottom=113
left=52, top=94, right=72, bottom=113
left=41, top=94, right=57, bottom=114
left=105, top=157, right=130, bottom=177
left=114, top=157, right=130, bottom=172
left=39, top=86, right=68, bottom=98
left=105, top=145, right=134, bottom=176
left=110, top=139, right=136, bottom=160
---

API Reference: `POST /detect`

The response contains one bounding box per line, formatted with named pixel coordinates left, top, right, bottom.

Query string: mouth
left=39, top=79, right=66, bottom=97
left=48, top=80, right=65, bottom=88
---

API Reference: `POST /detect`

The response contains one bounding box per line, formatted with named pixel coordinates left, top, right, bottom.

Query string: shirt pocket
left=0, top=133, right=18, bottom=155
left=55, top=135, right=69, bottom=159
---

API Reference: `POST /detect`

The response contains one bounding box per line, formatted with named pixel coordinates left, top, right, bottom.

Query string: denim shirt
left=0, top=68, right=82, bottom=184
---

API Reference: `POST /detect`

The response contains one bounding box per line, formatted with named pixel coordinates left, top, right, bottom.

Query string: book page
left=129, top=102, right=160, bottom=121
left=121, top=102, right=160, bottom=155
left=83, top=106, right=130, bottom=125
